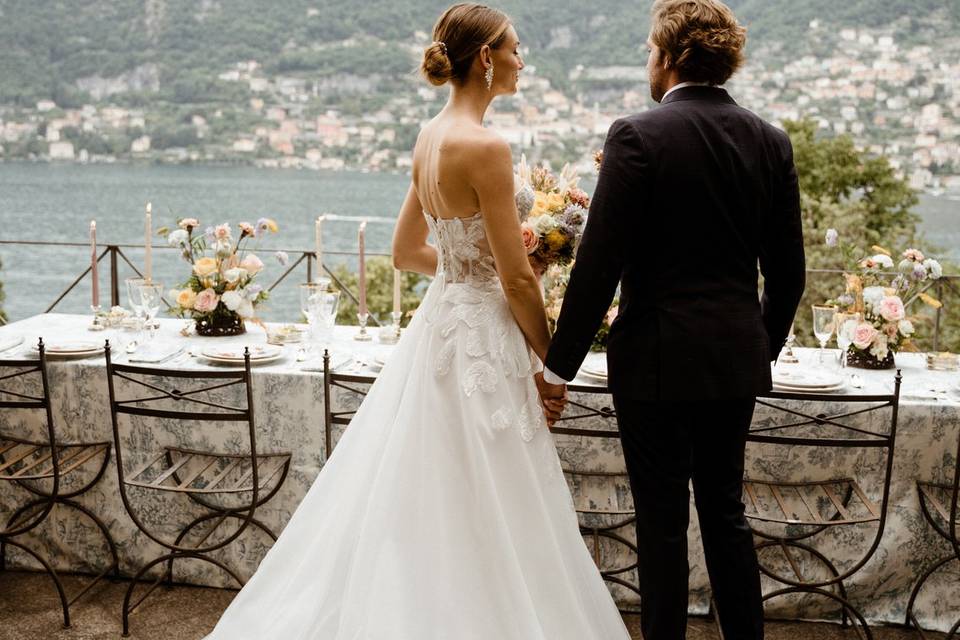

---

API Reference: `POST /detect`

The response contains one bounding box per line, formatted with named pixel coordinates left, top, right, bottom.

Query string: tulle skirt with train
left=204, top=276, right=631, bottom=639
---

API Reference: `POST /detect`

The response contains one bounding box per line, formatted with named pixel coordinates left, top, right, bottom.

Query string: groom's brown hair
left=650, top=0, right=747, bottom=86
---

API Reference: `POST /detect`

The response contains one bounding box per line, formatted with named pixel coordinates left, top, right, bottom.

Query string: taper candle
left=315, top=215, right=325, bottom=280
left=144, top=202, right=153, bottom=282
left=393, top=268, right=401, bottom=316
left=358, top=221, right=367, bottom=317
left=90, top=220, right=99, bottom=308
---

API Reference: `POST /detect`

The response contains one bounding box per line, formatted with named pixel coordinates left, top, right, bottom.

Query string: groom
left=537, top=0, right=805, bottom=638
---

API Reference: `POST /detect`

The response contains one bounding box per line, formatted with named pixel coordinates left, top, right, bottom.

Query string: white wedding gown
left=205, top=210, right=631, bottom=639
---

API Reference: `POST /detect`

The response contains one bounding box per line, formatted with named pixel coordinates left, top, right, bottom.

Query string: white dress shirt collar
left=661, top=81, right=714, bottom=102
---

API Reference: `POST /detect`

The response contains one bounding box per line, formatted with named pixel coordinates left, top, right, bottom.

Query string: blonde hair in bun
left=420, top=3, right=511, bottom=87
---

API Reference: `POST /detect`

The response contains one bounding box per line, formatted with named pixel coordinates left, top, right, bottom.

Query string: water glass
left=835, top=311, right=861, bottom=367
left=812, top=304, right=838, bottom=366
left=300, top=284, right=341, bottom=349
left=136, top=281, right=164, bottom=341
left=125, top=277, right=147, bottom=350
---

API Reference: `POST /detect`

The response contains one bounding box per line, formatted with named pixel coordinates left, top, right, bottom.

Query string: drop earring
left=485, top=64, right=494, bottom=91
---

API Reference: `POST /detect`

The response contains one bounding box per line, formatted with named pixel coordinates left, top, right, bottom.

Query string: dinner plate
left=30, top=340, right=101, bottom=354
left=577, top=369, right=609, bottom=383
left=200, top=345, right=282, bottom=361
left=771, top=368, right=843, bottom=389
left=203, top=351, right=284, bottom=366
left=772, top=381, right=846, bottom=394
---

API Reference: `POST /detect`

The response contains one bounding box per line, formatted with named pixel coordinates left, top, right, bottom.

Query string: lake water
left=0, top=162, right=957, bottom=323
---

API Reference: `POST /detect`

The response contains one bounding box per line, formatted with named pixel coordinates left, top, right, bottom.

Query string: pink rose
left=902, top=248, right=925, bottom=263
left=520, top=223, right=539, bottom=255
left=240, top=254, right=264, bottom=274
left=852, top=322, right=878, bottom=350
left=193, top=288, right=220, bottom=313
left=878, top=296, right=905, bottom=322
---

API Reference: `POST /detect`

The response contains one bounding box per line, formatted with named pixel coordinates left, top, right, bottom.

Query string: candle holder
left=88, top=305, right=106, bottom=331
left=354, top=312, right=373, bottom=342
left=778, top=331, right=799, bottom=365
left=378, top=311, right=402, bottom=345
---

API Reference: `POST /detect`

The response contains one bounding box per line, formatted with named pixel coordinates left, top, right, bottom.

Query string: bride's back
left=413, top=114, right=493, bottom=220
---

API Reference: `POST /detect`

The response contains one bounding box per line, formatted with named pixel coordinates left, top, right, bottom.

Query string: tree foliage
left=784, top=119, right=956, bottom=352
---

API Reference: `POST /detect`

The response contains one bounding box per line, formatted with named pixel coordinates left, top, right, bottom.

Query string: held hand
left=534, top=372, right=567, bottom=427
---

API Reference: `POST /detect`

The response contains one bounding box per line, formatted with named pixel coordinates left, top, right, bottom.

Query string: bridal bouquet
left=824, top=229, right=942, bottom=368
left=543, top=263, right=618, bottom=352
left=515, top=156, right=588, bottom=274
left=160, top=217, right=281, bottom=336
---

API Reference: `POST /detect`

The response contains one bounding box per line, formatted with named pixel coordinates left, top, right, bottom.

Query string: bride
left=204, top=4, right=631, bottom=638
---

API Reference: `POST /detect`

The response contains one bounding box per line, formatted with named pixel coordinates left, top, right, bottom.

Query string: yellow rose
left=193, top=257, right=218, bottom=277
left=531, top=192, right=549, bottom=217
left=545, top=229, right=566, bottom=251
left=545, top=192, right=565, bottom=211
left=176, top=289, right=197, bottom=309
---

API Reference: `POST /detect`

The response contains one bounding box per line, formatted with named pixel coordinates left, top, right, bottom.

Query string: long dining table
left=0, top=313, right=957, bottom=632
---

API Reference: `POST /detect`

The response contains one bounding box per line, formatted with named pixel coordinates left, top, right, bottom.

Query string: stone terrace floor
left=0, top=571, right=944, bottom=640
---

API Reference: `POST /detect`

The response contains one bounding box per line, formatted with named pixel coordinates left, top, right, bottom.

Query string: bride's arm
left=471, top=137, right=552, bottom=363
left=392, top=183, right=438, bottom=276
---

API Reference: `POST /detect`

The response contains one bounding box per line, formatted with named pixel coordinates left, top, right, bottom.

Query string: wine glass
left=835, top=311, right=861, bottom=368
left=812, top=304, right=838, bottom=366
left=136, top=281, right=164, bottom=343
left=125, top=277, right=147, bottom=351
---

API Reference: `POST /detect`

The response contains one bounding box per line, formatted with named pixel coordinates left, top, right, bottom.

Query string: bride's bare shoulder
left=445, top=126, right=511, bottom=170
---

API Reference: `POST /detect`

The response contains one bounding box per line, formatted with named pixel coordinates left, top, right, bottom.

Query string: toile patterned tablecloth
left=0, top=314, right=957, bottom=632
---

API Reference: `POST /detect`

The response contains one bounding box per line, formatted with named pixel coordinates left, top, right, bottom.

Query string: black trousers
left=613, top=396, right=763, bottom=640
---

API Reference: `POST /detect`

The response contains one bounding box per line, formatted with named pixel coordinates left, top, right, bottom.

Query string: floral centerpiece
left=825, top=228, right=942, bottom=368
left=515, top=156, right=589, bottom=275
left=542, top=263, right=618, bottom=352
left=161, top=217, right=281, bottom=336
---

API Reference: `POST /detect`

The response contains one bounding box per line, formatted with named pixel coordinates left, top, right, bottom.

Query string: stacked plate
left=772, top=368, right=845, bottom=394
left=30, top=340, right=104, bottom=359
left=200, top=344, right=283, bottom=365
left=578, top=361, right=608, bottom=383
left=0, top=335, right=24, bottom=355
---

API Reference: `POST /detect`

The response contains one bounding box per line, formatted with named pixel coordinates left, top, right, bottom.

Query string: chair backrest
left=0, top=339, right=62, bottom=535
left=321, top=349, right=370, bottom=458
left=104, top=341, right=259, bottom=516
left=950, top=426, right=960, bottom=558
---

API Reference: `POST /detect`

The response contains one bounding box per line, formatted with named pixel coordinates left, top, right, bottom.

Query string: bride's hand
left=534, top=372, right=567, bottom=426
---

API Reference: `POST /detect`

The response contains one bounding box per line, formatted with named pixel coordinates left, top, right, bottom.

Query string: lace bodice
left=423, top=183, right=533, bottom=288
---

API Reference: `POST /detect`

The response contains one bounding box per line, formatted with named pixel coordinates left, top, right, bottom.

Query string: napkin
left=0, top=335, right=24, bottom=354
left=128, top=344, right=183, bottom=364
left=301, top=355, right=353, bottom=373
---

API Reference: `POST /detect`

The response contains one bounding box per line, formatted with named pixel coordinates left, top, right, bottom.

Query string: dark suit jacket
left=544, top=85, right=805, bottom=402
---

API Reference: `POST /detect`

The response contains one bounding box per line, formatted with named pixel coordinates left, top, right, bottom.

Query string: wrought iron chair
left=321, top=349, right=371, bottom=458
left=104, top=342, right=291, bottom=637
left=734, top=372, right=902, bottom=639
left=550, top=383, right=641, bottom=608
left=0, top=339, right=118, bottom=628
left=905, top=421, right=960, bottom=638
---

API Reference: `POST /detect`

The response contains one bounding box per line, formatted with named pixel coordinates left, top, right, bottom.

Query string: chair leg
left=2, top=538, right=72, bottom=628
left=905, top=554, right=957, bottom=632
left=123, top=552, right=246, bottom=637
left=164, top=511, right=279, bottom=586
left=762, top=585, right=872, bottom=640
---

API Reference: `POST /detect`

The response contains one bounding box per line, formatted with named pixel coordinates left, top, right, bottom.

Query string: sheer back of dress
left=424, top=211, right=499, bottom=289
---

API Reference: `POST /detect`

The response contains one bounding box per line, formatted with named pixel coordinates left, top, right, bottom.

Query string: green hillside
left=0, top=0, right=955, bottom=105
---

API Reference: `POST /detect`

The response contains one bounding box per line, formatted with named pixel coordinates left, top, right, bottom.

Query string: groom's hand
left=535, top=372, right=567, bottom=427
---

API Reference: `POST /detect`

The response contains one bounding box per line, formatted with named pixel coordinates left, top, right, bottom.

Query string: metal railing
left=0, top=240, right=957, bottom=351
left=0, top=240, right=390, bottom=327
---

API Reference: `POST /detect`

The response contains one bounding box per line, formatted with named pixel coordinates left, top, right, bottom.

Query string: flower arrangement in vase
left=161, top=217, right=282, bottom=336
left=825, top=228, right=942, bottom=368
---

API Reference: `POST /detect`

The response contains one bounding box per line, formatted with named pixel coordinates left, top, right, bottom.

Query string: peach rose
left=176, top=289, right=197, bottom=309
left=852, top=322, right=878, bottom=350
left=878, top=296, right=905, bottom=322
left=520, top=223, right=539, bottom=255
left=193, top=257, right=218, bottom=277
left=193, top=288, right=220, bottom=313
